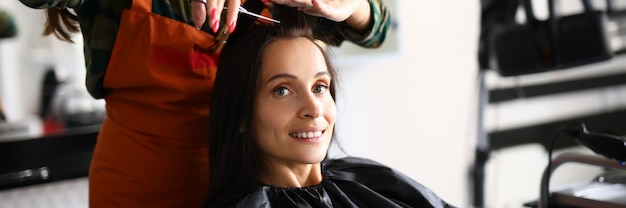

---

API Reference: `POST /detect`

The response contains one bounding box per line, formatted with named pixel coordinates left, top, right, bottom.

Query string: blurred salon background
left=2, top=0, right=626, bottom=208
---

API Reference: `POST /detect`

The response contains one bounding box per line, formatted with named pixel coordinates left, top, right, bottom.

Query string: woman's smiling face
left=252, top=37, right=336, bottom=167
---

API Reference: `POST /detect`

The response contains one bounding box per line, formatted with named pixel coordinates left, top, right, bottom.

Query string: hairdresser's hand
left=265, top=0, right=372, bottom=32
left=191, top=0, right=241, bottom=33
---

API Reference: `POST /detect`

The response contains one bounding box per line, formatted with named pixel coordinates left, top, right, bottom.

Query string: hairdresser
left=18, top=0, right=390, bottom=207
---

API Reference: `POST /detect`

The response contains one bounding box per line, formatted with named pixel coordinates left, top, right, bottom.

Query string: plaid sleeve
left=316, top=0, right=391, bottom=48
left=18, top=0, right=82, bottom=9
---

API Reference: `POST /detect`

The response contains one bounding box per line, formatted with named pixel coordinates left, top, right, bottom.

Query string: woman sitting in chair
left=205, top=5, right=455, bottom=208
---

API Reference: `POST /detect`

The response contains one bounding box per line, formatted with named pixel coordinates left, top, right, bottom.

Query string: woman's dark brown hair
left=204, top=4, right=339, bottom=207
left=44, top=8, right=80, bottom=43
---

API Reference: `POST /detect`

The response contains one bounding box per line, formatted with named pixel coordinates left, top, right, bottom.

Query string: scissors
left=213, top=5, right=280, bottom=53
left=224, top=5, right=281, bottom=24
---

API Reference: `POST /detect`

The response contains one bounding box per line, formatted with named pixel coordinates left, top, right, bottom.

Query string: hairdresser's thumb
left=191, top=1, right=207, bottom=29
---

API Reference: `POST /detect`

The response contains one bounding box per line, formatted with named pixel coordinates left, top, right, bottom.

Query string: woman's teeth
left=291, top=131, right=323, bottom=138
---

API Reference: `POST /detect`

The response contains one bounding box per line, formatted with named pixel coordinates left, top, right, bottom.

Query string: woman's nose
left=299, top=93, right=322, bottom=119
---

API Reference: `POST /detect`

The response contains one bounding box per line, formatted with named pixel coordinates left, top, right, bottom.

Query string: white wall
left=333, top=1, right=479, bottom=207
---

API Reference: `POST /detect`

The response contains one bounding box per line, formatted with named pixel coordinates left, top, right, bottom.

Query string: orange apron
left=89, top=0, right=219, bottom=207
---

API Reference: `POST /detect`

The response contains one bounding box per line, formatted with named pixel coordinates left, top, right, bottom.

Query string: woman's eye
left=313, top=84, right=328, bottom=93
left=272, top=87, right=291, bottom=96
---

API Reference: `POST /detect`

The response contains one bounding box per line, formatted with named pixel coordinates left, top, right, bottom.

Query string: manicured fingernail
left=261, top=0, right=270, bottom=2
left=228, top=21, right=236, bottom=33
left=210, top=8, right=217, bottom=20
left=210, top=8, right=219, bottom=33
left=212, top=21, right=220, bottom=33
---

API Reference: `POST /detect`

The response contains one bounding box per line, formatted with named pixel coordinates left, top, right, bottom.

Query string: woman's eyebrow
left=265, top=71, right=330, bottom=83
left=265, top=73, right=297, bottom=84
left=315, top=71, right=330, bottom=78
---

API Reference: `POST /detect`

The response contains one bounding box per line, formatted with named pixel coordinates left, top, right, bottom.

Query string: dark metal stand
left=472, top=68, right=626, bottom=207
left=538, top=153, right=626, bottom=208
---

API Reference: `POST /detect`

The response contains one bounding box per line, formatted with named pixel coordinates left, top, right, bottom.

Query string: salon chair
left=531, top=153, right=626, bottom=208
left=525, top=123, right=626, bottom=208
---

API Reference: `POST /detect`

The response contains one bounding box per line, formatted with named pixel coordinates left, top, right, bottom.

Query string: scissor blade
left=224, top=6, right=281, bottom=24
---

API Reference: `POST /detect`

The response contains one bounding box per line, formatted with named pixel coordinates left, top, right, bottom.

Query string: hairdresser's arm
left=301, top=0, right=391, bottom=48
left=271, top=0, right=372, bottom=33
left=193, top=0, right=390, bottom=48
left=339, top=0, right=391, bottom=48
left=19, top=0, right=82, bottom=8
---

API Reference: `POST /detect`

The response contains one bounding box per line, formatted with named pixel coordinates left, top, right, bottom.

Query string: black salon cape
left=213, top=157, right=455, bottom=208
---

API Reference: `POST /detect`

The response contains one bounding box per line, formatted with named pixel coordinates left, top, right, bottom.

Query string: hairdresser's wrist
left=344, top=0, right=372, bottom=33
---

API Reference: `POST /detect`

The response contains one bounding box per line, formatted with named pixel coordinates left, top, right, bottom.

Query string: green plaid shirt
left=19, top=0, right=390, bottom=98
left=0, top=9, right=17, bottom=38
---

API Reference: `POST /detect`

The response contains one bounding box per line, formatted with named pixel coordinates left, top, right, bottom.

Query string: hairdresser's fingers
left=225, top=0, right=241, bottom=34
left=206, top=0, right=226, bottom=33
left=191, top=1, right=207, bottom=29
left=299, top=0, right=357, bottom=22
left=269, top=0, right=313, bottom=8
